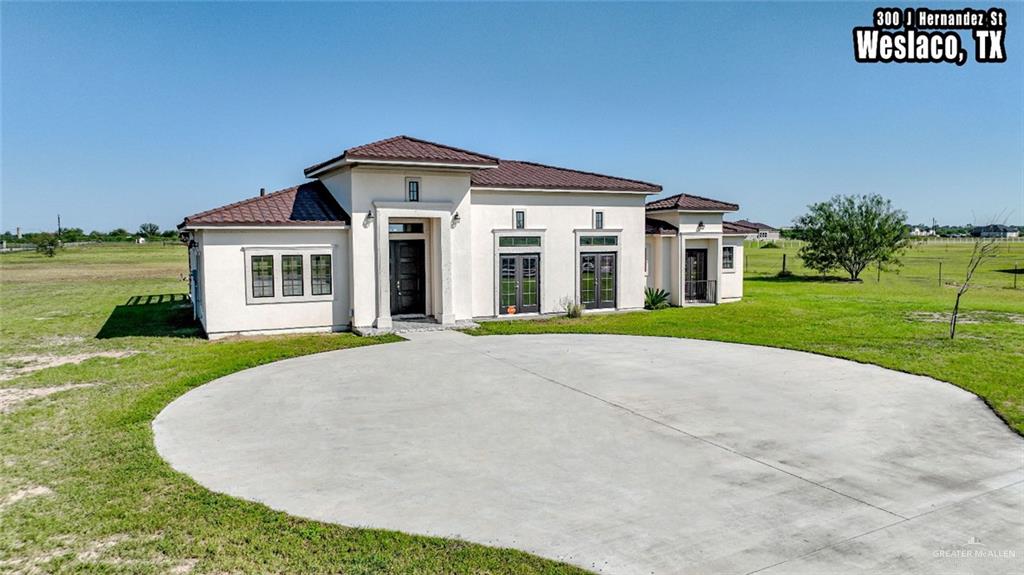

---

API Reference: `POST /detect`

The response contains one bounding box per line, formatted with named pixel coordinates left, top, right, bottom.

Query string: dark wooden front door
left=390, top=240, right=425, bottom=315
left=498, top=254, right=540, bottom=314
left=685, top=248, right=708, bottom=301
left=580, top=252, right=616, bottom=309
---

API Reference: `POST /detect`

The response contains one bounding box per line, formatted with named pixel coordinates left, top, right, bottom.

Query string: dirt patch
left=0, top=485, right=54, bottom=511
left=0, top=351, right=135, bottom=381
left=906, top=311, right=1024, bottom=325
left=0, top=383, right=97, bottom=413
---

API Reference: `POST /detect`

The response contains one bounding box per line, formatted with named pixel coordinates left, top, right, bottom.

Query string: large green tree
left=795, top=194, right=908, bottom=280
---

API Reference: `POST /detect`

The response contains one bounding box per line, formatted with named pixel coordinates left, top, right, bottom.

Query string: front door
left=390, top=240, right=425, bottom=315
left=685, top=248, right=708, bottom=301
left=580, top=253, right=616, bottom=309
left=498, top=254, right=540, bottom=314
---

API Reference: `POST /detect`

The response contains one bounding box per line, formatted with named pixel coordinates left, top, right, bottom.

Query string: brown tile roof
left=733, top=219, right=778, bottom=231
left=179, top=181, right=349, bottom=228
left=723, top=221, right=758, bottom=234
left=645, top=218, right=678, bottom=234
left=646, top=192, right=739, bottom=212
left=472, top=160, right=661, bottom=193
left=304, top=135, right=499, bottom=175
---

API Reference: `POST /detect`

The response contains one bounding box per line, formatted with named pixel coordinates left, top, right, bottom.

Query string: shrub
left=35, top=233, right=61, bottom=257
left=559, top=296, right=583, bottom=318
left=644, top=287, right=671, bottom=310
left=760, top=241, right=781, bottom=249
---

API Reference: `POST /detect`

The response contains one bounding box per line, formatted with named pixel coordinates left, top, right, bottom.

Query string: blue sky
left=3, top=2, right=1021, bottom=232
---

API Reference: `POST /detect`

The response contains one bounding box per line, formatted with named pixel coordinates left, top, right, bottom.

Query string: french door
left=499, top=254, right=540, bottom=314
left=580, top=253, right=616, bottom=309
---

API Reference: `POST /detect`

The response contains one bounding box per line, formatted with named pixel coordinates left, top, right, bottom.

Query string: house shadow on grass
left=97, top=294, right=202, bottom=339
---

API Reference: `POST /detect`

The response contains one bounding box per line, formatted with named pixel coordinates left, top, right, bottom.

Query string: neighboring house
left=732, top=219, right=779, bottom=241
left=179, top=136, right=743, bottom=338
left=134, top=236, right=147, bottom=244
left=971, top=224, right=1020, bottom=238
left=909, top=227, right=936, bottom=237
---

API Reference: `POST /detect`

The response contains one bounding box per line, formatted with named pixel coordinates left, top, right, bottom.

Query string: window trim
left=722, top=245, right=736, bottom=272
left=406, top=177, right=421, bottom=202
left=281, top=254, right=304, bottom=297
left=242, top=246, right=336, bottom=305
left=311, top=254, right=333, bottom=296
left=250, top=255, right=275, bottom=299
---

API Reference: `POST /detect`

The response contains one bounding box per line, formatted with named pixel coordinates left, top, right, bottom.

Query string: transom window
left=514, top=210, right=526, bottom=229
left=251, top=255, right=274, bottom=298
left=311, top=254, right=332, bottom=295
left=499, top=236, right=541, bottom=247
left=282, top=255, right=303, bottom=296
left=722, top=246, right=735, bottom=270
left=580, top=235, right=618, bottom=246
left=407, top=179, right=420, bottom=202
left=388, top=223, right=424, bottom=233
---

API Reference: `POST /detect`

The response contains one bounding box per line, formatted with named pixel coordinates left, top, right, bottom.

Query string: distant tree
left=61, top=227, right=86, bottom=242
left=35, top=233, right=61, bottom=257
left=108, top=228, right=130, bottom=241
left=160, top=229, right=177, bottom=238
left=138, top=223, right=160, bottom=237
left=795, top=194, right=908, bottom=280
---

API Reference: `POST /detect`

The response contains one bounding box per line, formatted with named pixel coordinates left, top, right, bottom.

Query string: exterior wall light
left=364, top=210, right=375, bottom=228
left=451, top=212, right=461, bottom=228
left=697, top=221, right=705, bottom=232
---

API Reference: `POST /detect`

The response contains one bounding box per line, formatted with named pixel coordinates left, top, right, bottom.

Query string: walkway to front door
left=389, top=239, right=425, bottom=315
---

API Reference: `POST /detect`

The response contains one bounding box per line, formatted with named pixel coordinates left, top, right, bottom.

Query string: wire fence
left=744, top=240, right=1023, bottom=290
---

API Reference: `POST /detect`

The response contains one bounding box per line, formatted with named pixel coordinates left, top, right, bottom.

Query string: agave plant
left=644, top=287, right=671, bottom=310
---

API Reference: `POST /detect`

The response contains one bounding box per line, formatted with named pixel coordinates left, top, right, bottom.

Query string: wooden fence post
left=939, top=262, right=942, bottom=286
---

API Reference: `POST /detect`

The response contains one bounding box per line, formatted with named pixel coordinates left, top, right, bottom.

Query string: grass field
left=471, top=240, right=1024, bottom=434
left=2, top=242, right=1022, bottom=574
left=0, top=245, right=585, bottom=574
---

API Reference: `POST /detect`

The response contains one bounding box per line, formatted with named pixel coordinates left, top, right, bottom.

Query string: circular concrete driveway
left=154, top=332, right=1023, bottom=575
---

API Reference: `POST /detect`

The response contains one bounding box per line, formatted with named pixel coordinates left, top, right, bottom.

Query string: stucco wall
left=720, top=236, right=745, bottom=301
left=471, top=190, right=647, bottom=317
left=321, top=166, right=473, bottom=327
left=198, top=228, right=350, bottom=337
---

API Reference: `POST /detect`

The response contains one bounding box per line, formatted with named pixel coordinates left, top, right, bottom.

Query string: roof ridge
left=387, top=135, right=500, bottom=162
left=182, top=184, right=300, bottom=222
left=503, top=159, right=662, bottom=189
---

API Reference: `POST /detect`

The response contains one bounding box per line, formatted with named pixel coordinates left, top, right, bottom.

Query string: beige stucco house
left=179, top=136, right=746, bottom=338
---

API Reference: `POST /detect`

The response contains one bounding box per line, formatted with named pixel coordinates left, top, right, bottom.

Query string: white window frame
left=242, top=246, right=336, bottom=305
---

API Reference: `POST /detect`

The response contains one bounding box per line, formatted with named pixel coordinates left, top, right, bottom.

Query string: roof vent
left=259, top=187, right=266, bottom=197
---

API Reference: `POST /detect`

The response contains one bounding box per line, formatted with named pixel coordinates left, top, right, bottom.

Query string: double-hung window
left=311, top=254, right=332, bottom=295
left=282, top=255, right=303, bottom=296
left=251, top=255, right=274, bottom=298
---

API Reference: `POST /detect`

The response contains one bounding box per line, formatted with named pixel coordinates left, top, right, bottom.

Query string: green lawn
left=471, top=240, right=1024, bottom=434
left=0, top=245, right=585, bottom=574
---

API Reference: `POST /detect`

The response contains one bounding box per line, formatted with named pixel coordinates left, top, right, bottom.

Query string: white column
left=374, top=210, right=392, bottom=330
left=714, top=236, right=723, bottom=304
left=438, top=212, right=455, bottom=325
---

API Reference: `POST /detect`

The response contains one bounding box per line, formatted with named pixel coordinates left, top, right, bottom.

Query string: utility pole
left=57, top=214, right=62, bottom=238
